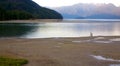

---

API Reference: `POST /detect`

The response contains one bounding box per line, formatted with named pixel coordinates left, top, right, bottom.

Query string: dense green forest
left=0, top=0, right=63, bottom=20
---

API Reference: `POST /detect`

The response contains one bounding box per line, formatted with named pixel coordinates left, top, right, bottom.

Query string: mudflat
left=0, top=36, right=120, bottom=66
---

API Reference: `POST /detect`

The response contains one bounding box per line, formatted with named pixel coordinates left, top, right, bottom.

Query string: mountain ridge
left=53, top=3, right=120, bottom=19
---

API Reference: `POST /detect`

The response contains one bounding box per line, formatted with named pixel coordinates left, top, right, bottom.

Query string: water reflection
left=25, top=22, right=120, bottom=38
left=0, top=23, right=38, bottom=37
left=0, top=22, right=120, bottom=38
left=25, top=23, right=80, bottom=38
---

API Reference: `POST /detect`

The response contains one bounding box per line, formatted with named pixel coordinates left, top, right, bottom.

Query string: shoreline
left=0, top=36, right=120, bottom=66
left=0, top=19, right=120, bottom=23
left=0, top=35, right=120, bottom=39
left=0, top=19, right=63, bottom=23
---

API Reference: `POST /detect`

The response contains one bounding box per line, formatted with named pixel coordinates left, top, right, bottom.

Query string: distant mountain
left=53, top=3, right=120, bottom=19
left=0, top=0, right=63, bottom=20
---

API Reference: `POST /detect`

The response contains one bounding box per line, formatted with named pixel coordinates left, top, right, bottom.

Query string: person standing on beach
left=90, top=32, right=93, bottom=38
left=90, top=32, right=94, bottom=41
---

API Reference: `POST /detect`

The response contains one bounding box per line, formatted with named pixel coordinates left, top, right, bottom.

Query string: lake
left=0, top=19, right=120, bottom=38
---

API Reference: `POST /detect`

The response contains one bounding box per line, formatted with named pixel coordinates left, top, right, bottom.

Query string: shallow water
left=0, top=20, right=120, bottom=38
left=91, top=55, right=120, bottom=62
left=91, top=55, right=120, bottom=66
left=110, top=38, right=120, bottom=41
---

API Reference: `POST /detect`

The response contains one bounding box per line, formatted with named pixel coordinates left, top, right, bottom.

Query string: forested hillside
left=0, top=0, right=63, bottom=20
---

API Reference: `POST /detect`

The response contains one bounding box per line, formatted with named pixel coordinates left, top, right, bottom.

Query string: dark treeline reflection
left=0, top=23, right=38, bottom=37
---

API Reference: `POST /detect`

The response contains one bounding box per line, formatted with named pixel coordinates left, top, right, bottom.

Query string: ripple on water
left=93, top=41, right=112, bottom=43
left=94, top=37, right=105, bottom=40
left=91, top=55, right=120, bottom=66
left=91, top=55, right=120, bottom=62
left=110, top=38, right=120, bottom=42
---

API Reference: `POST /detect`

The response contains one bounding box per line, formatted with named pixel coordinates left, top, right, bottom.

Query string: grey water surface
left=0, top=19, right=120, bottom=38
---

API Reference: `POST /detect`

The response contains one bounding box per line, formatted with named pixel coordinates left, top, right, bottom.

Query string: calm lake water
left=0, top=19, right=120, bottom=38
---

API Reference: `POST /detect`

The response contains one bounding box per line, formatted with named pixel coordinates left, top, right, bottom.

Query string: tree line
left=0, top=8, right=33, bottom=20
left=0, top=0, right=63, bottom=21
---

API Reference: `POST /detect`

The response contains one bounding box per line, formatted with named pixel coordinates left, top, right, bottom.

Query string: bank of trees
left=0, top=8, right=33, bottom=20
left=0, top=0, right=63, bottom=21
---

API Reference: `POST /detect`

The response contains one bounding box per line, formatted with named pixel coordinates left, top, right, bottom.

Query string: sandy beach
left=0, top=36, right=120, bottom=66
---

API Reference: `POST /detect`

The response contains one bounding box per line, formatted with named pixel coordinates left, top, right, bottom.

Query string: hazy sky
left=33, top=0, right=120, bottom=7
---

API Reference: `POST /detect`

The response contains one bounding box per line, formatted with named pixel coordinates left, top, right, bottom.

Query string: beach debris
left=91, top=55, right=120, bottom=62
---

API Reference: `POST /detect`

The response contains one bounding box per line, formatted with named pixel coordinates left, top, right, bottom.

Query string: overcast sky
left=33, top=0, right=120, bottom=7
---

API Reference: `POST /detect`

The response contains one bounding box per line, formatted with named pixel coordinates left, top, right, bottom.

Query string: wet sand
left=0, top=36, right=120, bottom=66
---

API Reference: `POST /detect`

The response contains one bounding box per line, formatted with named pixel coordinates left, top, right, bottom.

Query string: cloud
left=33, top=0, right=120, bottom=7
